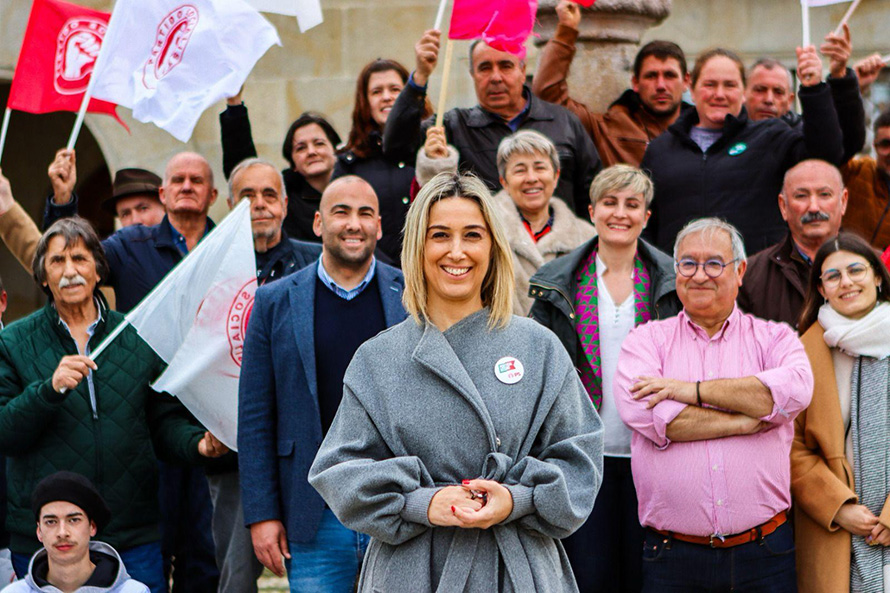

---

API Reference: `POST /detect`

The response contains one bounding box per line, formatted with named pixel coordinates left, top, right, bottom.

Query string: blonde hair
left=401, top=172, right=515, bottom=329
left=589, top=164, right=655, bottom=209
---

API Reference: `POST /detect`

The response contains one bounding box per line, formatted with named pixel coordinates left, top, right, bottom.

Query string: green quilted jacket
left=0, top=299, right=204, bottom=555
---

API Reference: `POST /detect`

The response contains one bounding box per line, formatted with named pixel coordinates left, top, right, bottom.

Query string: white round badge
left=494, top=356, right=524, bottom=385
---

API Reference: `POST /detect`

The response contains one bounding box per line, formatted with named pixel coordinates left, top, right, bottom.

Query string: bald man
left=238, top=175, right=407, bottom=592
left=738, top=159, right=849, bottom=327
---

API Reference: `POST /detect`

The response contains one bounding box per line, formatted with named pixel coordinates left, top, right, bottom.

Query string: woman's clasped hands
left=427, top=479, right=515, bottom=529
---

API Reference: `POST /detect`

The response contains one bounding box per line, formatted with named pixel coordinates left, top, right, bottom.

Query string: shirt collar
left=56, top=298, right=104, bottom=340
left=166, top=217, right=212, bottom=256
left=790, top=240, right=813, bottom=265
left=317, top=256, right=377, bottom=301
left=680, top=305, right=740, bottom=341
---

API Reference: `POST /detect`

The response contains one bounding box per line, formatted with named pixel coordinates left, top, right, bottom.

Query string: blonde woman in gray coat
left=309, top=172, right=604, bottom=593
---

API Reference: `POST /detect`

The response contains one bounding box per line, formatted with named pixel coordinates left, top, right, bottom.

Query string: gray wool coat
left=309, top=309, right=604, bottom=593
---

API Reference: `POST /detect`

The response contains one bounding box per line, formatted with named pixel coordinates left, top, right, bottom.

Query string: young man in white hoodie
left=1, top=472, right=148, bottom=593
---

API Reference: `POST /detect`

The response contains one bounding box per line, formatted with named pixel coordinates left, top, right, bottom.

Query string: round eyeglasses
left=820, top=262, right=871, bottom=288
left=675, top=258, right=739, bottom=279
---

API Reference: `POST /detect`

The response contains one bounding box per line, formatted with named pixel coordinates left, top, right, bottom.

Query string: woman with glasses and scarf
left=528, top=165, right=680, bottom=592
left=793, top=232, right=890, bottom=593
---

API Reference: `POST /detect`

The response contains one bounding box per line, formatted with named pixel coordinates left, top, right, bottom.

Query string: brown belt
left=651, top=510, right=788, bottom=549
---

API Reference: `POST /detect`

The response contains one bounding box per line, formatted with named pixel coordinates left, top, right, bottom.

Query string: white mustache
left=59, top=274, right=87, bottom=288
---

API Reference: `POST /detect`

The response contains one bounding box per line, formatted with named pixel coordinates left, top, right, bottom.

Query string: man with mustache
left=238, top=175, right=406, bottom=592
left=738, top=159, right=848, bottom=327
left=208, top=158, right=320, bottom=593
left=532, top=0, right=691, bottom=167
left=0, top=217, right=227, bottom=593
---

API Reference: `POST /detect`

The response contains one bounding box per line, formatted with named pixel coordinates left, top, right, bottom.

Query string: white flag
left=90, top=0, right=280, bottom=142
left=247, top=0, right=323, bottom=32
left=125, top=200, right=256, bottom=450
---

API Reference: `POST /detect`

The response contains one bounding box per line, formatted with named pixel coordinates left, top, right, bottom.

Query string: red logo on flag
left=142, top=5, right=199, bottom=90
left=54, top=17, right=106, bottom=94
left=226, top=278, right=257, bottom=367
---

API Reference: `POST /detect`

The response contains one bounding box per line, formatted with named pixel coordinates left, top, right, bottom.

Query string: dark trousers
left=158, top=462, right=219, bottom=593
left=641, top=521, right=797, bottom=593
left=562, top=456, right=643, bottom=593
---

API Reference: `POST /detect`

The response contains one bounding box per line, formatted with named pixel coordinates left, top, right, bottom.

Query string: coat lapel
left=411, top=322, right=498, bottom=451
left=289, top=267, right=318, bottom=402
left=377, top=265, right=408, bottom=327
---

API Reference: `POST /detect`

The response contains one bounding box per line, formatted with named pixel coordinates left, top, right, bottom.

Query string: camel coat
left=792, top=324, right=890, bottom=593
left=494, top=190, right=595, bottom=316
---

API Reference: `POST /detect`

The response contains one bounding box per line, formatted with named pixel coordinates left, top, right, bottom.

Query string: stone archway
left=0, top=81, right=113, bottom=322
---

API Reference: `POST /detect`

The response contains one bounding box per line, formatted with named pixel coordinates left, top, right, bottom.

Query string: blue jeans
left=285, top=509, right=370, bottom=593
left=641, top=521, right=797, bottom=592
left=562, top=456, right=643, bottom=593
left=13, top=541, right=166, bottom=593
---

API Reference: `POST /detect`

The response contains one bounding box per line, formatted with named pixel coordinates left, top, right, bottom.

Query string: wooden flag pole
left=435, top=38, right=455, bottom=128
left=0, top=108, right=11, bottom=166
left=802, top=1, right=812, bottom=47
left=834, top=0, right=863, bottom=35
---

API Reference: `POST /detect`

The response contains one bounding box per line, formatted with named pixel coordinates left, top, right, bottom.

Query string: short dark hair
left=798, top=232, right=890, bottom=332
left=874, top=109, right=890, bottom=134
left=33, top=217, right=109, bottom=299
left=691, top=47, right=746, bottom=89
left=634, top=40, right=688, bottom=78
left=280, top=112, right=342, bottom=170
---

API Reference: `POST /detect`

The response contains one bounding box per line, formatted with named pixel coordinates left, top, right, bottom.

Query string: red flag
left=449, top=0, right=538, bottom=60
left=7, top=0, right=125, bottom=129
left=571, top=0, right=596, bottom=7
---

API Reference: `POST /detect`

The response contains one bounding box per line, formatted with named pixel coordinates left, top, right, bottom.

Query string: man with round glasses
left=738, top=159, right=848, bottom=328
left=612, top=217, right=813, bottom=592
left=843, top=110, right=890, bottom=250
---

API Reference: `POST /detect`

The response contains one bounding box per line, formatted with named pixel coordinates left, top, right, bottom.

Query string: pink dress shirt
left=613, top=307, right=813, bottom=537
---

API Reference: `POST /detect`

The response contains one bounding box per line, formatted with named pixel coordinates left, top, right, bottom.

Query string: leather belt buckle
left=709, top=534, right=718, bottom=548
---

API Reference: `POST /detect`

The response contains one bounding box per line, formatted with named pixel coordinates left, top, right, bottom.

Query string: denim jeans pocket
left=642, top=532, right=671, bottom=562
left=761, top=526, right=796, bottom=557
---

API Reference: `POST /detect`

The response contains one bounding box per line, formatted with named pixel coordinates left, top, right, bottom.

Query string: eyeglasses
left=820, top=262, right=871, bottom=287
left=675, top=258, right=738, bottom=278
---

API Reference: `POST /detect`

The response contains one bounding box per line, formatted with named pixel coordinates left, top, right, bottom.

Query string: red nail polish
left=462, top=480, right=470, bottom=485
left=451, top=506, right=455, bottom=513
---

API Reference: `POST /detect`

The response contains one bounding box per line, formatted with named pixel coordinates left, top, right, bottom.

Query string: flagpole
left=435, top=39, right=455, bottom=128
left=87, top=318, right=131, bottom=361
left=433, top=0, right=449, bottom=30
left=66, top=0, right=123, bottom=150
left=801, top=1, right=811, bottom=47
left=0, top=108, right=11, bottom=165
left=882, top=53, right=890, bottom=65
left=834, top=0, right=862, bottom=35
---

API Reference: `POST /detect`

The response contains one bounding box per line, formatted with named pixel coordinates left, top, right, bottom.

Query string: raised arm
left=790, top=46, right=844, bottom=166
left=382, top=30, right=441, bottom=162
left=0, top=167, right=41, bottom=272
left=822, top=23, right=866, bottom=160
left=43, top=149, right=79, bottom=230
left=220, top=88, right=259, bottom=179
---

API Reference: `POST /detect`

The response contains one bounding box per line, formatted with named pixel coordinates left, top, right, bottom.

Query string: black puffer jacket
left=528, top=237, right=681, bottom=370
left=383, top=83, right=601, bottom=217
left=333, top=132, right=415, bottom=266
left=640, top=82, right=844, bottom=255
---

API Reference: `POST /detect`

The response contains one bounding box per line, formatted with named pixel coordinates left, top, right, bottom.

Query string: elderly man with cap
left=0, top=164, right=163, bottom=277
left=0, top=217, right=227, bottom=593
left=1, top=471, right=148, bottom=593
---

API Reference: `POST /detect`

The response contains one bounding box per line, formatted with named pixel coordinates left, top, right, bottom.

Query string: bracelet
left=696, top=381, right=702, bottom=406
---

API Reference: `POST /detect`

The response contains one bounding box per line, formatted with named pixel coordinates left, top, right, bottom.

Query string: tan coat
left=494, top=190, right=595, bottom=315
left=0, top=201, right=41, bottom=273
left=793, top=324, right=890, bottom=593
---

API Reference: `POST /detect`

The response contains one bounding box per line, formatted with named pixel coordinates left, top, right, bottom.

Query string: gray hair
left=673, top=218, right=747, bottom=269
left=228, top=158, right=286, bottom=203
left=496, top=130, right=560, bottom=179
left=468, top=39, right=525, bottom=72
left=33, top=217, right=109, bottom=299
left=748, top=57, right=793, bottom=89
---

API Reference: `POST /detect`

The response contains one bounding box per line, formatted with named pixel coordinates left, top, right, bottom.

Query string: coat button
left=495, top=437, right=501, bottom=448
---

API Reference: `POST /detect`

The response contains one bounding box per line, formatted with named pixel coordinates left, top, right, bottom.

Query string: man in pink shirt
left=614, top=217, right=813, bottom=592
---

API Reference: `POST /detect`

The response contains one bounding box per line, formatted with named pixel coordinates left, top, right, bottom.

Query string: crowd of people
left=0, top=0, right=889, bottom=591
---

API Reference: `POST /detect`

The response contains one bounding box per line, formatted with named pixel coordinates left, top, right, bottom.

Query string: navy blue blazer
left=238, top=260, right=407, bottom=542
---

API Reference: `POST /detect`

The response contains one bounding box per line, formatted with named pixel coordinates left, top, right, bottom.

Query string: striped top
left=613, top=307, right=813, bottom=537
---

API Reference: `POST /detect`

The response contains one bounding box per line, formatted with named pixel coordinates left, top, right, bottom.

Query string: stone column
left=535, top=0, right=672, bottom=113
